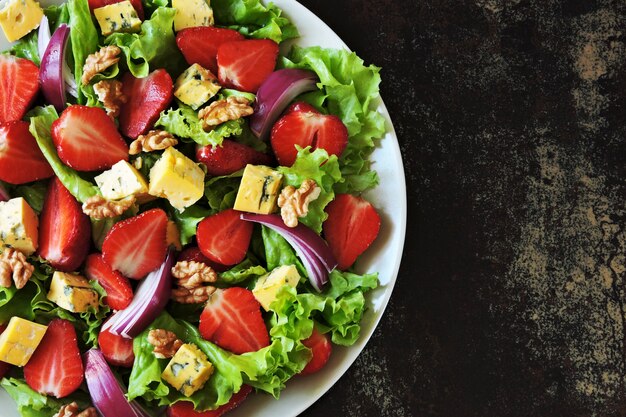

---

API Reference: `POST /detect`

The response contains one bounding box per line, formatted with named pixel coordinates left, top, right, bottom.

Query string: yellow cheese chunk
left=162, top=343, right=214, bottom=397
left=0, top=0, right=44, bottom=42
left=174, top=64, right=221, bottom=110
left=94, top=1, right=142, bottom=37
left=0, top=317, right=47, bottom=366
left=166, top=220, right=182, bottom=251
left=95, top=160, right=150, bottom=202
left=47, top=271, right=99, bottom=313
left=149, top=147, right=205, bottom=211
left=0, top=197, right=39, bottom=256
left=253, top=265, right=300, bottom=311
left=233, top=165, right=283, bottom=214
left=172, top=0, right=214, bottom=31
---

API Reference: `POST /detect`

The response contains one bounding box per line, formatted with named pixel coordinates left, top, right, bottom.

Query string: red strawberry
left=300, top=326, right=332, bottom=375
left=84, top=253, right=133, bottom=310
left=270, top=101, right=348, bottom=166
left=196, top=209, right=253, bottom=266
left=102, top=208, right=168, bottom=279
left=196, top=140, right=274, bottom=176
left=51, top=105, right=129, bottom=171
left=24, top=319, right=84, bottom=398
left=178, top=247, right=228, bottom=273
left=217, top=39, right=279, bottom=93
left=119, top=69, right=173, bottom=139
left=87, top=0, right=144, bottom=19
left=176, top=27, right=244, bottom=74
left=0, top=55, right=39, bottom=123
left=199, top=287, right=269, bottom=354
left=38, top=178, right=91, bottom=272
left=166, top=385, right=253, bottom=417
left=98, top=328, right=134, bottom=367
left=322, top=194, right=381, bottom=270
left=0, top=325, right=12, bottom=379
left=0, top=121, right=54, bottom=184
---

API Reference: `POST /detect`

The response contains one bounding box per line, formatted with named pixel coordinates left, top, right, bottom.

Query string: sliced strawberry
left=196, top=209, right=253, bottom=266
left=98, top=328, right=135, bottom=368
left=199, top=287, right=269, bottom=354
left=51, top=105, right=129, bottom=172
left=300, top=326, right=332, bottom=375
left=176, top=27, right=244, bottom=74
left=270, top=101, right=348, bottom=166
left=38, top=178, right=91, bottom=272
left=0, top=55, right=39, bottom=123
left=119, top=69, right=173, bottom=139
left=196, top=140, right=274, bottom=176
left=217, top=39, right=279, bottom=93
left=322, top=194, right=381, bottom=270
left=24, top=319, right=84, bottom=398
left=0, top=325, right=12, bottom=379
left=87, top=0, right=144, bottom=19
left=0, top=121, right=54, bottom=184
left=84, top=253, right=133, bottom=310
left=102, top=208, right=168, bottom=279
left=166, top=385, right=253, bottom=417
left=178, top=247, right=228, bottom=273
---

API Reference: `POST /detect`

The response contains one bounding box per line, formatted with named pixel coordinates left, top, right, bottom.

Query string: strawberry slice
left=176, top=27, right=244, bottom=75
left=270, top=101, right=348, bottom=166
left=0, top=325, right=12, bottom=379
left=178, top=247, right=228, bottom=273
left=0, top=121, right=54, bottom=184
left=84, top=253, right=133, bottom=310
left=38, top=178, right=91, bottom=272
left=199, top=287, right=269, bottom=354
left=166, top=385, right=253, bottom=417
left=196, top=209, right=253, bottom=266
left=322, top=194, right=381, bottom=270
left=0, top=55, right=39, bottom=123
left=300, top=326, right=332, bottom=375
left=51, top=105, right=129, bottom=172
left=102, top=208, right=168, bottom=279
left=87, top=0, right=144, bottom=19
left=217, top=39, right=279, bottom=93
left=196, top=139, right=274, bottom=176
left=119, top=69, right=173, bottom=139
left=98, top=328, right=135, bottom=368
left=24, top=319, right=84, bottom=398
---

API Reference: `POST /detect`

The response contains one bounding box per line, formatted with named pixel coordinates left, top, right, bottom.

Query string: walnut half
left=277, top=179, right=322, bottom=228
left=81, top=45, right=121, bottom=85
left=129, top=130, right=178, bottom=155
left=147, top=329, right=183, bottom=359
left=93, top=80, right=127, bottom=118
left=0, top=248, right=34, bottom=289
left=82, top=195, right=136, bottom=220
left=198, top=96, right=254, bottom=130
left=171, top=261, right=217, bottom=304
left=54, top=402, right=97, bottom=417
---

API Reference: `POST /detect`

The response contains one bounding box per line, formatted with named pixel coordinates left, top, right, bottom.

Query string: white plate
left=0, top=0, right=406, bottom=416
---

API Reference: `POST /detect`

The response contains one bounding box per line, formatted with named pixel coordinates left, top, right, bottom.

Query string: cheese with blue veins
left=252, top=264, right=300, bottom=311
left=161, top=343, right=214, bottom=396
left=233, top=164, right=283, bottom=214
left=174, top=64, right=221, bottom=110
left=94, top=1, right=141, bottom=36
left=0, top=197, right=38, bottom=256
left=95, top=160, right=150, bottom=202
left=172, top=0, right=214, bottom=31
left=0, top=317, right=47, bottom=366
left=149, top=147, right=205, bottom=211
left=47, top=271, right=99, bottom=313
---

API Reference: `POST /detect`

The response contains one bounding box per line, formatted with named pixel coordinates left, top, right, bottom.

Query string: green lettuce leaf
left=156, top=104, right=244, bottom=147
left=218, top=259, right=266, bottom=286
left=282, top=46, right=386, bottom=194
left=105, top=7, right=186, bottom=78
left=28, top=106, right=99, bottom=203
left=6, top=31, right=40, bottom=65
left=68, top=0, right=100, bottom=106
left=261, top=226, right=303, bottom=274
left=204, top=172, right=242, bottom=211
left=1, top=378, right=91, bottom=417
left=11, top=181, right=48, bottom=214
left=211, top=0, right=298, bottom=43
left=277, top=147, right=342, bottom=233
left=170, top=204, right=212, bottom=246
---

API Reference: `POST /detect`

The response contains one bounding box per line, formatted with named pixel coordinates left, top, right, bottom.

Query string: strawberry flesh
left=300, top=326, right=332, bottom=375
left=178, top=247, right=228, bottom=273
left=84, top=253, right=133, bottom=310
left=0, top=121, right=54, bottom=184
left=176, top=27, right=244, bottom=74
left=196, top=139, right=274, bottom=176
left=98, top=328, right=135, bottom=368
left=166, top=385, right=253, bottom=417
left=0, top=55, right=39, bottom=123
left=196, top=209, right=253, bottom=266
left=217, top=39, right=279, bottom=93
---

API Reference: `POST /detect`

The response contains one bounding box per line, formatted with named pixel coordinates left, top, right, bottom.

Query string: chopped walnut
left=277, top=179, right=322, bottom=228
left=129, top=130, right=179, bottom=155
left=82, top=195, right=136, bottom=219
left=198, top=96, right=253, bottom=130
left=54, top=402, right=97, bottom=417
left=147, top=329, right=183, bottom=359
left=93, top=80, right=127, bottom=118
left=171, top=261, right=217, bottom=304
left=81, top=45, right=121, bottom=85
left=0, top=248, right=34, bottom=289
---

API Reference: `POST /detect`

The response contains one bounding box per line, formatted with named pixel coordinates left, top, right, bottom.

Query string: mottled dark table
left=298, top=1, right=626, bottom=416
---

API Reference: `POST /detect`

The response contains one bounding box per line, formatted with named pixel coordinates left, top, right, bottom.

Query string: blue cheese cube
left=94, top=1, right=142, bottom=37
left=172, top=0, right=214, bottom=31
left=161, top=343, right=214, bottom=397
left=95, top=160, right=150, bottom=202
left=233, top=165, right=283, bottom=214
left=253, top=265, right=300, bottom=310
left=47, top=271, right=99, bottom=313
left=0, top=0, right=44, bottom=42
left=0, top=197, right=38, bottom=256
left=174, top=64, right=221, bottom=110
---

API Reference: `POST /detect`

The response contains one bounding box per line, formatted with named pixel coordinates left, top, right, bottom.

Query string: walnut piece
left=0, top=248, right=34, bottom=289
left=171, top=261, right=217, bottom=304
left=82, top=45, right=121, bottom=85
left=93, top=80, right=127, bottom=118
left=129, top=130, right=179, bottom=155
left=147, top=329, right=183, bottom=359
left=82, top=195, right=136, bottom=220
left=277, top=179, right=322, bottom=228
left=198, top=96, right=253, bottom=130
left=54, top=402, right=97, bottom=417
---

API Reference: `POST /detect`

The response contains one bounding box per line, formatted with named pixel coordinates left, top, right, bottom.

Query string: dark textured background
left=297, top=1, right=626, bottom=416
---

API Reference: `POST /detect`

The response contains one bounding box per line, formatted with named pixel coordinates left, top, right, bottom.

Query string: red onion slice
left=40, top=24, right=70, bottom=111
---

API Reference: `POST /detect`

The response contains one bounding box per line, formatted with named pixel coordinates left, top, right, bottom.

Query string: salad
left=0, top=0, right=388, bottom=416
